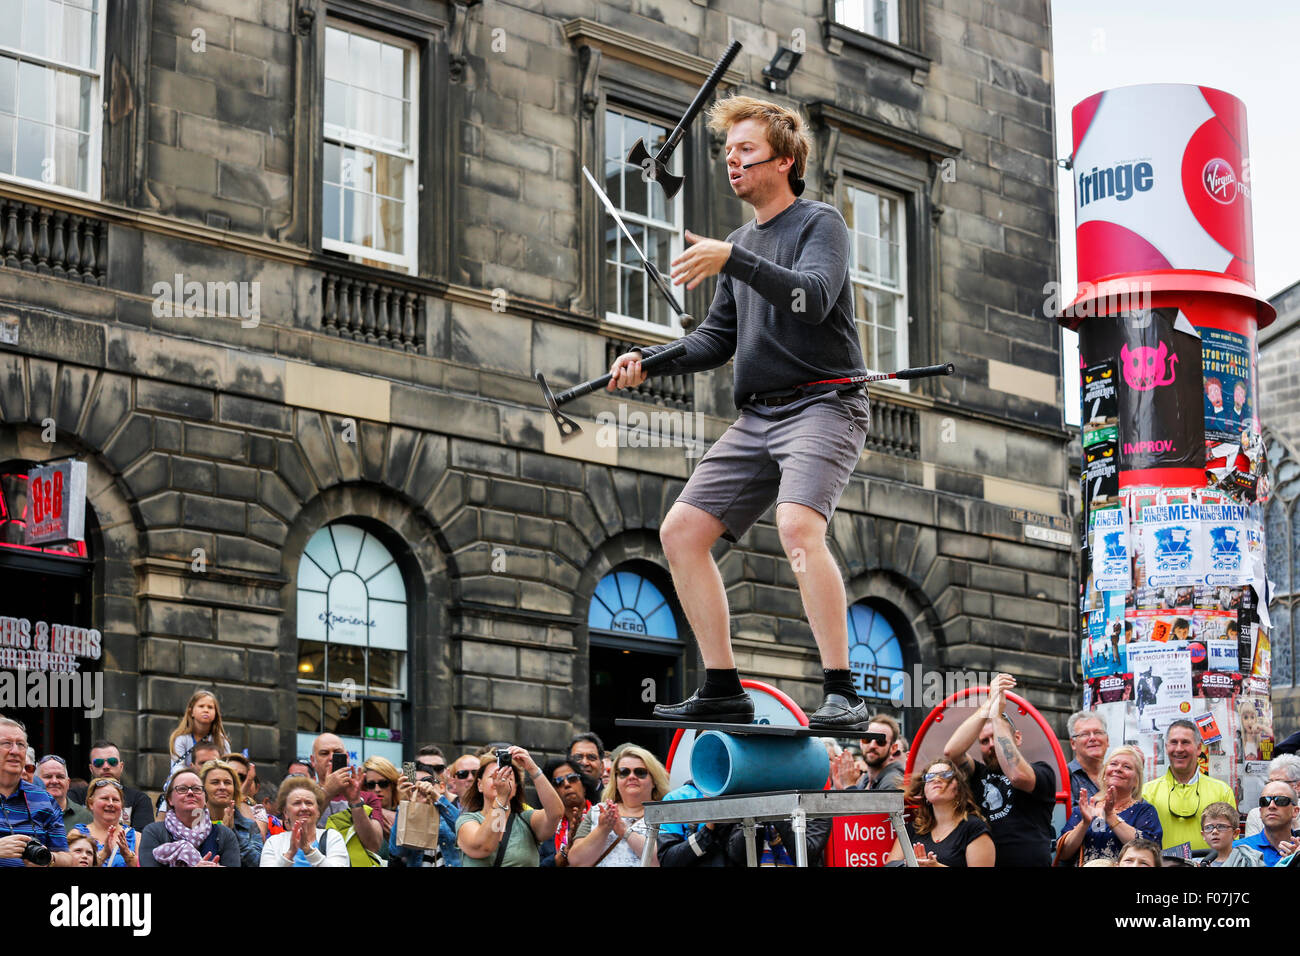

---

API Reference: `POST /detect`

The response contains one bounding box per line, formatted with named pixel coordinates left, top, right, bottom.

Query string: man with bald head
left=309, top=733, right=382, bottom=854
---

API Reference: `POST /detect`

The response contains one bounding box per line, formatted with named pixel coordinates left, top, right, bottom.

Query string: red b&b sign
left=25, top=460, right=88, bottom=546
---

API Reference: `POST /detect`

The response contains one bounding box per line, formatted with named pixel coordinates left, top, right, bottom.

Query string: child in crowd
left=1117, top=839, right=1162, bottom=867
left=167, top=690, right=233, bottom=776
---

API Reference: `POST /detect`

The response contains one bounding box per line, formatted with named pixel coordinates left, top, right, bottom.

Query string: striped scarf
left=151, top=808, right=213, bottom=867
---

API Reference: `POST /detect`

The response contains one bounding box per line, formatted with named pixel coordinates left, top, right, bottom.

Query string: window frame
left=599, top=102, right=686, bottom=339
left=844, top=179, right=910, bottom=388
left=822, top=0, right=930, bottom=74
left=295, top=521, right=411, bottom=748
left=320, top=16, right=420, bottom=274
left=0, top=0, right=107, bottom=200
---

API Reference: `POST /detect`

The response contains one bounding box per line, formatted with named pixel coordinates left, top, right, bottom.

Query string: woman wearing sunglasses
left=567, top=744, right=668, bottom=868
left=1055, top=745, right=1160, bottom=865
left=539, top=756, right=595, bottom=867
left=886, top=758, right=994, bottom=867
left=359, top=756, right=405, bottom=856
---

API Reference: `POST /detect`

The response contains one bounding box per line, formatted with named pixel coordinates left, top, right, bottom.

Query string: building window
left=588, top=568, right=679, bottom=641
left=602, top=106, right=684, bottom=336
left=833, top=0, right=899, bottom=44
left=847, top=600, right=907, bottom=707
left=0, top=0, right=104, bottom=197
left=845, top=183, right=908, bottom=380
left=322, top=20, right=418, bottom=273
left=296, top=522, right=407, bottom=765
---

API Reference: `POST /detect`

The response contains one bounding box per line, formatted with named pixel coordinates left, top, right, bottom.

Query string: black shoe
left=807, top=693, right=872, bottom=732
left=652, top=690, right=754, bottom=725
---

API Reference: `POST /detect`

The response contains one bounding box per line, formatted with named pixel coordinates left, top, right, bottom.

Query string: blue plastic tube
left=690, top=731, right=830, bottom=797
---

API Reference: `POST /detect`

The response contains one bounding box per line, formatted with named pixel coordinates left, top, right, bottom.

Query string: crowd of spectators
left=1, top=672, right=1297, bottom=868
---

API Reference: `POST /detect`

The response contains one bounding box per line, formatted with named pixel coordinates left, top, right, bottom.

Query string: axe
left=536, top=340, right=688, bottom=440
left=627, top=40, right=742, bottom=199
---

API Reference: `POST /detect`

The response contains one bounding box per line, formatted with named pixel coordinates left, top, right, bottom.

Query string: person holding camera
left=0, top=717, right=71, bottom=867
left=455, top=746, right=563, bottom=867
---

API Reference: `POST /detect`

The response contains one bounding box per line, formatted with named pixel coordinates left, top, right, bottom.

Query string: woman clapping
left=74, top=778, right=140, bottom=867
left=260, top=777, right=349, bottom=867
left=139, top=769, right=241, bottom=866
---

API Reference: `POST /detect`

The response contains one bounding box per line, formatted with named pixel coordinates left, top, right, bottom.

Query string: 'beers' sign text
left=25, top=460, right=88, bottom=545
left=0, top=616, right=102, bottom=672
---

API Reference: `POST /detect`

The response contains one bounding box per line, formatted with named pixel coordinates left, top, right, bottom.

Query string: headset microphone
left=740, top=156, right=779, bottom=169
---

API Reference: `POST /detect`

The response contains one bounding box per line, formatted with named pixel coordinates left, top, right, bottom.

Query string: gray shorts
left=676, top=391, right=870, bottom=542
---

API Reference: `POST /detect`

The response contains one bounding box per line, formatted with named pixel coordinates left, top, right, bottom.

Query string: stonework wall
left=0, top=0, right=1075, bottom=778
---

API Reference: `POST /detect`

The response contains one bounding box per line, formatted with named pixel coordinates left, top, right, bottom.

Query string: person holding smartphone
left=455, top=746, right=563, bottom=867
left=307, top=734, right=382, bottom=854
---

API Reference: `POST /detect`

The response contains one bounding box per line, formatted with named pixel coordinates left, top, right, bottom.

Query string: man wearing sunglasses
left=445, top=754, right=481, bottom=807
left=1243, top=753, right=1300, bottom=837
left=1230, top=781, right=1299, bottom=866
left=68, top=740, right=157, bottom=830
left=849, top=716, right=904, bottom=791
left=1141, top=719, right=1236, bottom=853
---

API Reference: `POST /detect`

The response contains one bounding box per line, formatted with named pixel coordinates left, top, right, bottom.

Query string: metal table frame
left=639, top=789, right=917, bottom=867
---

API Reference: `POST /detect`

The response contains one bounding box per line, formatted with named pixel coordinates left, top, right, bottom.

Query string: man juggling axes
left=607, top=95, right=953, bottom=730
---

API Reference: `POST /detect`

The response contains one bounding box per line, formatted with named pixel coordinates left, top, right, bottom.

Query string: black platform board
left=614, top=718, right=824, bottom=737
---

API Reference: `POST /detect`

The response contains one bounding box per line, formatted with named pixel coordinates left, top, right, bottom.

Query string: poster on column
left=1127, top=641, right=1194, bottom=733
left=1089, top=506, right=1131, bottom=591
left=1078, top=310, right=1206, bottom=483
left=1200, top=502, right=1248, bottom=586
left=1201, top=328, right=1254, bottom=441
left=1141, top=503, right=1202, bottom=587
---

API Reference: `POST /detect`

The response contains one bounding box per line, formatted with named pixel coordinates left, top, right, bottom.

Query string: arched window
left=296, top=522, right=407, bottom=765
left=847, top=600, right=908, bottom=706
left=588, top=568, right=678, bottom=641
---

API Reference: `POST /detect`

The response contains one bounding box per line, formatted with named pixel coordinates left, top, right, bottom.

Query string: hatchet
left=536, top=340, right=688, bottom=440
left=627, top=40, right=742, bottom=199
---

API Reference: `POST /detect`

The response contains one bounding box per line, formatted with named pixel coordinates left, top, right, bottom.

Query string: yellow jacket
left=1141, top=770, right=1236, bottom=852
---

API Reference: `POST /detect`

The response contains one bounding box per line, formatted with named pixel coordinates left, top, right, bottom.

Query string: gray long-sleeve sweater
left=639, top=197, right=866, bottom=410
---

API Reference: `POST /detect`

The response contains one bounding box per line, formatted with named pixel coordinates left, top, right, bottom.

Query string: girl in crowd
left=221, top=753, right=269, bottom=838
left=167, top=690, right=233, bottom=776
left=568, top=743, right=669, bottom=868
left=73, top=778, right=140, bottom=867
left=261, top=777, right=349, bottom=867
left=456, top=746, right=563, bottom=867
left=1056, top=745, right=1161, bottom=865
left=66, top=830, right=96, bottom=867
left=139, top=769, right=241, bottom=866
left=886, top=758, right=994, bottom=867
left=202, top=759, right=263, bottom=868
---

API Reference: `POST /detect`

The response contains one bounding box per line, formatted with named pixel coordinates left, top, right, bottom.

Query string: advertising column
left=1064, top=85, right=1278, bottom=835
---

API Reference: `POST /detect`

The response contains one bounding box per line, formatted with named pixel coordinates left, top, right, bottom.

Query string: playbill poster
left=1127, top=641, right=1193, bottom=733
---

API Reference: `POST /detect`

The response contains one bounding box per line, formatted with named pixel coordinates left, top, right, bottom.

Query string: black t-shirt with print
left=905, top=815, right=991, bottom=868
left=969, top=759, right=1057, bottom=867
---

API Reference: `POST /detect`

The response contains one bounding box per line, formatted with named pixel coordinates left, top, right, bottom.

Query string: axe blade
left=535, top=371, right=584, bottom=441
left=627, top=138, right=683, bottom=198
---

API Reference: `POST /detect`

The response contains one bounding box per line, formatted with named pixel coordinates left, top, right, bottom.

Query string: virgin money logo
left=1202, top=158, right=1238, bottom=206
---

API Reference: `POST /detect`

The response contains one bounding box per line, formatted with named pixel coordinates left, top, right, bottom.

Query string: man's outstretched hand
left=671, top=230, right=732, bottom=290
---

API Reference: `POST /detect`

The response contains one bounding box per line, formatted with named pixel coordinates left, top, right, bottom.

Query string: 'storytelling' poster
left=1078, top=309, right=1206, bottom=479
left=1201, top=328, right=1254, bottom=442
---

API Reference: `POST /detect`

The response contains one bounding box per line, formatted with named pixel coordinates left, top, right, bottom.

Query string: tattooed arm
left=986, top=676, right=1037, bottom=792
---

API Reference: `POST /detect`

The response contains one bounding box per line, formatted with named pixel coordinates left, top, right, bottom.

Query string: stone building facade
left=1258, top=281, right=1300, bottom=736
left=0, top=0, right=1072, bottom=785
